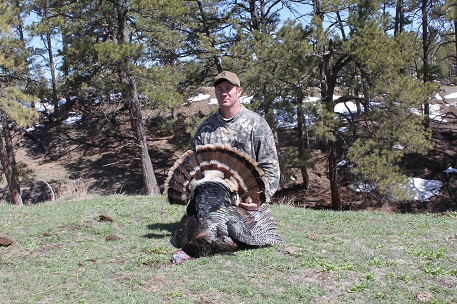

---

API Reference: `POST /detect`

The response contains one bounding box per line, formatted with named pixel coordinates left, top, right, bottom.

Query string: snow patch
left=35, top=102, right=54, bottom=113
left=348, top=182, right=375, bottom=193
left=444, top=92, right=457, bottom=99
left=349, top=177, right=442, bottom=202
left=62, top=115, right=82, bottom=125
left=188, top=93, right=211, bottom=103
left=334, top=101, right=364, bottom=115
left=444, top=167, right=457, bottom=174
left=208, top=98, right=218, bottom=105
left=407, top=178, right=442, bottom=202
left=240, top=95, right=254, bottom=104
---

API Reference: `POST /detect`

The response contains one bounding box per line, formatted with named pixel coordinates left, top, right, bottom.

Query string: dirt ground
left=2, top=86, right=456, bottom=213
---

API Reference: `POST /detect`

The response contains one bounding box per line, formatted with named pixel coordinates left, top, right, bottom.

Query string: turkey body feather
left=164, top=144, right=283, bottom=259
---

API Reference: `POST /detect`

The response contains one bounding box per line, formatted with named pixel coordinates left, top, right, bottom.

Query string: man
left=193, top=71, right=280, bottom=210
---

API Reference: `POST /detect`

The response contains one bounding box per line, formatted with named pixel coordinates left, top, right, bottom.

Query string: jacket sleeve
left=254, top=120, right=280, bottom=197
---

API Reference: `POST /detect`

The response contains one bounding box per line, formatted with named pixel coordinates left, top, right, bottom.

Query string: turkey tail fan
left=164, top=144, right=268, bottom=207
left=196, top=144, right=220, bottom=166
left=196, top=144, right=268, bottom=206
left=164, top=150, right=199, bottom=205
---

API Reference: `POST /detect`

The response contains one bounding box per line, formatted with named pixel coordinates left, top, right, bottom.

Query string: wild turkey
left=164, top=144, right=283, bottom=262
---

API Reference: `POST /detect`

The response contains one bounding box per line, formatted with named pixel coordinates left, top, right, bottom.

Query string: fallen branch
left=42, top=180, right=56, bottom=201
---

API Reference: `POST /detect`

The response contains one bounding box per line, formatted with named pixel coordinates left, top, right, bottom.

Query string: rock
left=416, top=292, right=433, bottom=302
left=0, top=237, right=13, bottom=247
left=99, top=215, right=114, bottom=222
left=307, top=233, right=317, bottom=240
left=105, top=234, right=122, bottom=241
left=283, top=246, right=300, bottom=255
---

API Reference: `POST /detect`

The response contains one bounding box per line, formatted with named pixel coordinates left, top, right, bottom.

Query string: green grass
left=1, top=195, right=456, bottom=303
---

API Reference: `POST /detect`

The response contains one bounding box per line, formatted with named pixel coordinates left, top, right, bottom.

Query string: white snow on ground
left=348, top=167, right=457, bottom=201
left=25, top=97, right=81, bottom=130
left=429, top=104, right=447, bottom=122
left=240, top=95, right=254, bottom=104
left=348, top=182, right=375, bottom=193
left=188, top=93, right=211, bottom=103
left=410, top=103, right=447, bottom=122
left=26, top=123, right=46, bottom=132
left=62, top=115, right=82, bottom=125
left=348, top=178, right=442, bottom=202
left=444, top=167, right=457, bottom=174
left=408, top=178, right=442, bottom=202
left=445, top=92, right=457, bottom=99
left=34, top=102, right=54, bottom=112
left=338, top=126, right=348, bottom=133
left=334, top=101, right=363, bottom=114
left=274, top=96, right=321, bottom=128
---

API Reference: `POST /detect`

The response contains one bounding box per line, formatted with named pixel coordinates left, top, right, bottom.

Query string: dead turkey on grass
left=164, top=144, right=283, bottom=263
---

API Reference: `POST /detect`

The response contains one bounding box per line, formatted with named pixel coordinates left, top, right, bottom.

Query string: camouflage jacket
left=193, top=105, right=280, bottom=197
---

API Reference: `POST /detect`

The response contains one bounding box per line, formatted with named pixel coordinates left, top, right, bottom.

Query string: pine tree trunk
left=320, top=40, right=343, bottom=211
left=114, top=1, right=160, bottom=195
left=48, top=31, right=59, bottom=115
left=0, top=133, right=22, bottom=205
left=1, top=117, right=16, bottom=165
left=454, top=18, right=457, bottom=81
left=128, top=76, right=160, bottom=195
left=422, top=0, right=430, bottom=130
left=328, top=140, right=341, bottom=210
left=296, top=96, right=309, bottom=190
left=394, top=0, right=403, bottom=37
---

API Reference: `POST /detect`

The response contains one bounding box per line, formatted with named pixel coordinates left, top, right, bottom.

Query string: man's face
left=215, top=81, right=242, bottom=109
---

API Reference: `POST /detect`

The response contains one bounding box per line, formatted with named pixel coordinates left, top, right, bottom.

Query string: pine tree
left=28, top=0, right=63, bottom=115
left=347, top=24, right=436, bottom=201
left=292, top=0, right=437, bottom=207
left=0, top=1, right=38, bottom=204
left=42, top=0, right=189, bottom=195
left=266, top=21, right=319, bottom=190
left=436, top=0, right=457, bottom=82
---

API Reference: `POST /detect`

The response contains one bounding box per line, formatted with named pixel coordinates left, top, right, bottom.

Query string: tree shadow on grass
left=142, top=222, right=178, bottom=239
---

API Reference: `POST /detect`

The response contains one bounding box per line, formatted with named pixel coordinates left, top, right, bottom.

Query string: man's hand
left=239, top=201, right=259, bottom=211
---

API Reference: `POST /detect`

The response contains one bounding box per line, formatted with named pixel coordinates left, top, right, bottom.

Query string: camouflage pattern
left=193, top=105, right=280, bottom=197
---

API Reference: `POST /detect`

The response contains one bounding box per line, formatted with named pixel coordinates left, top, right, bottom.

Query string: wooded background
left=1, top=0, right=456, bottom=207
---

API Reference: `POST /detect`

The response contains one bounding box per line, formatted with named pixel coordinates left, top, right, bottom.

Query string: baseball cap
left=214, top=71, right=241, bottom=87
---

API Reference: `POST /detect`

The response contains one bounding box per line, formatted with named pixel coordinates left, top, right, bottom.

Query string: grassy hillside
left=0, top=196, right=456, bottom=303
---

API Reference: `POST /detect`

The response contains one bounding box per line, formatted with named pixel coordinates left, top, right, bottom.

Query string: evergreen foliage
left=2, top=0, right=454, bottom=206
left=1, top=1, right=39, bottom=205
left=346, top=24, right=436, bottom=200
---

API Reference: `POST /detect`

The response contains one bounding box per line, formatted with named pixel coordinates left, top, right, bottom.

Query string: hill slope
left=1, top=86, right=456, bottom=212
left=0, top=195, right=456, bottom=303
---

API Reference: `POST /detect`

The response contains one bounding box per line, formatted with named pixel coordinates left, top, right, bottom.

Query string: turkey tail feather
left=232, top=205, right=284, bottom=246
left=164, top=144, right=268, bottom=206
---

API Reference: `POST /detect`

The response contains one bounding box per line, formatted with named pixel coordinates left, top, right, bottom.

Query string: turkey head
left=164, top=144, right=283, bottom=259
